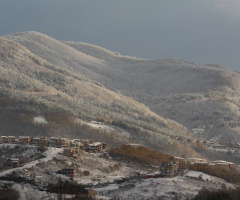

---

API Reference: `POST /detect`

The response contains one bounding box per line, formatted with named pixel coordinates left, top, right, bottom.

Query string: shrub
left=82, top=170, right=90, bottom=176
left=109, top=145, right=175, bottom=166
left=47, top=178, right=88, bottom=199
left=0, top=188, right=20, bottom=200
left=194, top=188, right=240, bottom=200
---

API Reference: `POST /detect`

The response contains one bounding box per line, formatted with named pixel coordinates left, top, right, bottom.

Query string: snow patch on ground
left=34, top=116, right=48, bottom=124
left=84, top=122, right=115, bottom=131
left=185, top=170, right=231, bottom=185
left=76, top=119, right=131, bottom=138
left=192, top=128, right=205, bottom=136
left=0, top=143, right=18, bottom=149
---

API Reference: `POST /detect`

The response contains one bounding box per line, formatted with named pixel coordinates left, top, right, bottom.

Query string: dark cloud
left=1, top=0, right=239, bottom=70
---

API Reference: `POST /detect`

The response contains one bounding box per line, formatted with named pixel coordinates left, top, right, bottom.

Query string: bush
left=82, top=170, right=90, bottom=176
left=109, top=145, right=175, bottom=166
left=47, top=178, right=88, bottom=199
left=0, top=188, right=20, bottom=200
left=194, top=188, right=240, bottom=200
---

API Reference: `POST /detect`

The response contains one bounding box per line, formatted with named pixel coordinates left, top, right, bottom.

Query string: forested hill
left=4, top=31, right=240, bottom=143
left=0, top=36, right=200, bottom=157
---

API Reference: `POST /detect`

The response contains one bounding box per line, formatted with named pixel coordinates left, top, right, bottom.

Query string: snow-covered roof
left=7, top=158, right=19, bottom=161
left=89, top=142, right=102, bottom=146
left=72, top=139, right=81, bottom=142
left=211, top=160, right=234, bottom=165
left=175, top=156, right=185, bottom=160
left=126, top=143, right=142, bottom=147
left=187, top=158, right=205, bottom=161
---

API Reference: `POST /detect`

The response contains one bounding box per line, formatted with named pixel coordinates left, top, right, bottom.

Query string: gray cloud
left=214, top=0, right=240, bottom=19
left=0, top=0, right=240, bottom=70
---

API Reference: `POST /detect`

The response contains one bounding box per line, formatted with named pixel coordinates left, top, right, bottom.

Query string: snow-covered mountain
left=0, top=36, right=200, bottom=157
left=4, top=31, right=240, bottom=143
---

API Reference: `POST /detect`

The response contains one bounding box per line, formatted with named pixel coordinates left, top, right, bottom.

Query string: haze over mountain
left=4, top=31, right=240, bottom=143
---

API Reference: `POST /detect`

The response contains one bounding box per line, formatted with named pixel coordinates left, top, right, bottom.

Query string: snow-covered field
left=95, top=171, right=236, bottom=200
left=37, top=152, right=135, bottom=186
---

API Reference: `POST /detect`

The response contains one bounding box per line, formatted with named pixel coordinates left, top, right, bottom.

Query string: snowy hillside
left=95, top=170, right=235, bottom=200
left=0, top=36, right=201, bottom=157
left=4, top=31, right=240, bottom=143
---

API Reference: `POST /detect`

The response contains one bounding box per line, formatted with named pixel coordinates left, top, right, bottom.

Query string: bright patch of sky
left=214, top=0, right=240, bottom=19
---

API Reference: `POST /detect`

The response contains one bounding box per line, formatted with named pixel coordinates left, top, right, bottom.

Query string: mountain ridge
left=0, top=36, right=201, bottom=157
left=5, top=31, right=240, bottom=142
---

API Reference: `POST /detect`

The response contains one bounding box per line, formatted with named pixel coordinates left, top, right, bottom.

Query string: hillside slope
left=5, top=31, right=240, bottom=142
left=0, top=37, right=199, bottom=156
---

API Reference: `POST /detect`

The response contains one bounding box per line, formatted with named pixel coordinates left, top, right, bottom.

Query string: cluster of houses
left=122, top=143, right=239, bottom=175
left=176, top=137, right=240, bottom=155
left=175, top=157, right=237, bottom=170
left=2, top=135, right=240, bottom=179
left=143, top=158, right=239, bottom=179
left=173, top=137, right=240, bottom=171
left=175, top=137, right=240, bottom=150
left=143, top=157, right=239, bottom=180
left=1, top=135, right=108, bottom=170
left=0, top=135, right=107, bottom=153
left=175, top=137, right=208, bottom=146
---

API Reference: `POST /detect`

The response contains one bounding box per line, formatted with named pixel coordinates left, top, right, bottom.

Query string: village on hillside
left=0, top=135, right=107, bottom=176
left=1, top=134, right=240, bottom=199
left=1, top=135, right=240, bottom=178
left=0, top=135, right=107, bottom=153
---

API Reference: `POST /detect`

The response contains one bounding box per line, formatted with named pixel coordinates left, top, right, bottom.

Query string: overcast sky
left=1, top=0, right=240, bottom=70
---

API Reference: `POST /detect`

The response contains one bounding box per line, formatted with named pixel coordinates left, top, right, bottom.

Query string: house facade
left=57, top=168, right=76, bottom=178
left=210, top=160, right=235, bottom=170
left=7, top=158, right=19, bottom=168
